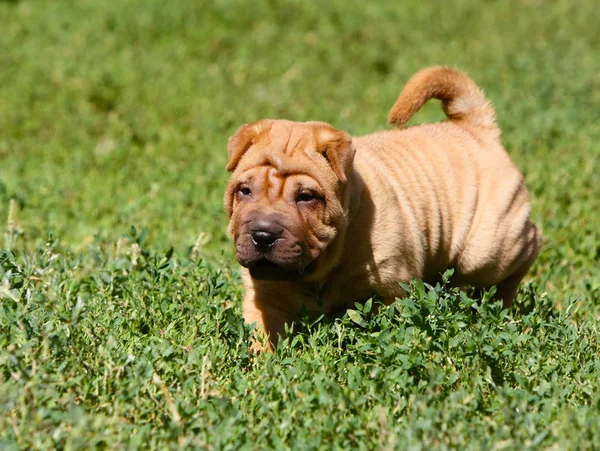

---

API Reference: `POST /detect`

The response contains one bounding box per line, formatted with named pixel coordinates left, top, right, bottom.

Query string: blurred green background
left=2, top=1, right=600, bottom=448
left=1, top=0, right=599, bottom=299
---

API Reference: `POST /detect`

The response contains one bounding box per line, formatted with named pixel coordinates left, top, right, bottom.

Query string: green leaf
left=347, top=309, right=368, bottom=328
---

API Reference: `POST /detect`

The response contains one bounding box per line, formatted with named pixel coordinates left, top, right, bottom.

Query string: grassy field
left=1, top=0, right=599, bottom=448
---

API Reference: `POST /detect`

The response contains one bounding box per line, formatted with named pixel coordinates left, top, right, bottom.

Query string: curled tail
left=387, top=66, right=498, bottom=135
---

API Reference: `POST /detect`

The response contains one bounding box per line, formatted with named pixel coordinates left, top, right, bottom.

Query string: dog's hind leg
left=491, top=222, right=542, bottom=308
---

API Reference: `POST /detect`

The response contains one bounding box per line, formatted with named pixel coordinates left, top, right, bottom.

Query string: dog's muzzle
left=250, top=219, right=283, bottom=250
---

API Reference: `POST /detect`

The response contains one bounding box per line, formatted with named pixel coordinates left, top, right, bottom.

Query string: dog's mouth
left=246, top=257, right=310, bottom=281
left=250, top=258, right=278, bottom=269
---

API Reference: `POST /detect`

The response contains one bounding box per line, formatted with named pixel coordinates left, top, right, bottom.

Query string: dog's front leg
left=242, top=293, right=290, bottom=352
left=241, top=281, right=299, bottom=353
left=241, top=291, right=271, bottom=353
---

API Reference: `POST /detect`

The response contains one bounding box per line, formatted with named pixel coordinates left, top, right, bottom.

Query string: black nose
left=251, top=230, right=278, bottom=247
left=250, top=221, right=282, bottom=248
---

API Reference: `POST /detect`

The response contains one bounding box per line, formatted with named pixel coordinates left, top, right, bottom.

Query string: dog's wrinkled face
left=224, top=120, right=355, bottom=281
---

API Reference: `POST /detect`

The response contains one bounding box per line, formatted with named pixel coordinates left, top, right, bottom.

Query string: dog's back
left=346, top=67, right=541, bottom=307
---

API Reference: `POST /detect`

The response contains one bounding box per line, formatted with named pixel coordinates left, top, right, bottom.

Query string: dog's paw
left=249, top=335, right=273, bottom=354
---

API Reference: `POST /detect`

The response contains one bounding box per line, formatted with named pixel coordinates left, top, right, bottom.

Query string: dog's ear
left=226, top=120, right=272, bottom=172
left=316, top=127, right=355, bottom=183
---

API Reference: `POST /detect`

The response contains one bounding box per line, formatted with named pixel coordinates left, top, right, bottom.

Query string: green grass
left=1, top=0, right=599, bottom=448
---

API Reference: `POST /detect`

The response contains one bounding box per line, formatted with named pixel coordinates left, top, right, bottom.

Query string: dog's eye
left=238, top=186, right=251, bottom=197
left=296, top=190, right=317, bottom=203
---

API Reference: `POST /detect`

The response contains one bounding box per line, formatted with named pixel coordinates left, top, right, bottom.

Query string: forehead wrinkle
left=268, top=153, right=320, bottom=179
left=263, top=166, right=271, bottom=196
left=267, top=152, right=307, bottom=177
left=265, top=122, right=292, bottom=172
left=268, top=121, right=292, bottom=155
left=238, top=165, right=268, bottom=181
left=286, top=127, right=307, bottom=158
left=266, top=166, right=284, bottom=200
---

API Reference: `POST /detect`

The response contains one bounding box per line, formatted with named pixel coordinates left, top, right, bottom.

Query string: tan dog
left=224, top=66, right=542, bottom=351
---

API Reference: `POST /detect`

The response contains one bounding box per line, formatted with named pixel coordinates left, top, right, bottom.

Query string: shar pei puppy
left=224, top=66, right=542, bottom=351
